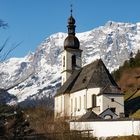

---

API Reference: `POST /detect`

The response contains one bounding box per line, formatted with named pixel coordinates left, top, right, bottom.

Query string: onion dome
left=64, top=35, right=79, bottom=49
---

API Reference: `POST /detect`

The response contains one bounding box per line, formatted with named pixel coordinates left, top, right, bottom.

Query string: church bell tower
left=61, top=7, right=82, bottom=85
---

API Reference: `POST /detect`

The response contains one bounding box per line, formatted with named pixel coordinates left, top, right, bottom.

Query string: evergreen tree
left=112, top=50, right=140, bottom=81
left=0, top=105, right=34, bottom=138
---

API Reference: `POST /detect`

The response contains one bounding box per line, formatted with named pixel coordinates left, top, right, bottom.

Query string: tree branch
left=1, top=42, right=22, bottom=61
left=0, top=19, right=8, bottom=29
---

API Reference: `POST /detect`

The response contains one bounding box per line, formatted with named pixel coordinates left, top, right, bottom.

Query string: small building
left=54, top=11, right=124, bottom=120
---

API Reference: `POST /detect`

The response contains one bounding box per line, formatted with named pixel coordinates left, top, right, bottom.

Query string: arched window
left=104, top=115, right=113, bottom=119
left=79, top=96, right=81, bottom=110
left=75, top=97, right=77, bottom=111
left=72, top=55, right=76, bottom=69
left=84, top=95, right=86, bottom=109
left=92, top=94, right=96, bottom=108
left=61, top=96, right=63, bottom=112
left=71, top=99, right=73, bottom=112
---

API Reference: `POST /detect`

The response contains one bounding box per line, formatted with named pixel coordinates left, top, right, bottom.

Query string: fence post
left=88, top=130, right=89, bottom=138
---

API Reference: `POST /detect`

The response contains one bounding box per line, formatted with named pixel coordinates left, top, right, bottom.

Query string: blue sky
left=0, top=0, right=140, bottom=58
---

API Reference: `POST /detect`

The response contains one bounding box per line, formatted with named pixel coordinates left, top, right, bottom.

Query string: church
left=54, top=11, right=124, bottom=120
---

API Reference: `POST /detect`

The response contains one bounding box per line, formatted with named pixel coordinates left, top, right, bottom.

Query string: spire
left=70, top=4, right=73, bottom=16
left=67, top=4, right=76, bottom=35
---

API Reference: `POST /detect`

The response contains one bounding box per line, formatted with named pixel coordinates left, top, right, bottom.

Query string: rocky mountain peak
left=0, top=21, right=140, bottom=105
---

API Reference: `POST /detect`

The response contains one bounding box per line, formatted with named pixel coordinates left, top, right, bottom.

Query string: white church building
left=54, top=11, right=124, bottom=120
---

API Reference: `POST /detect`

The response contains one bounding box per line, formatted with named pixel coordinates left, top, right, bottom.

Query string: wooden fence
left=0, top=130, right=94, bottom=140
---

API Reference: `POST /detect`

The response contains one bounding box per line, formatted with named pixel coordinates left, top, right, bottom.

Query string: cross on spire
left=70, top=4, right=73, bottom=16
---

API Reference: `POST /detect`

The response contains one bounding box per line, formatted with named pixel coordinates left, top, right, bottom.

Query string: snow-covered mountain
left=0, top=21, right=140, bottom=105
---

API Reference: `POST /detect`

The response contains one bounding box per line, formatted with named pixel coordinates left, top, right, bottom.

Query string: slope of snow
left=0, top=21, right=140, bottom=105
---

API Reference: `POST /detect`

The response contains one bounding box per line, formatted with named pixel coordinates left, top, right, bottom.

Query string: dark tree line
left=0, top=105, right=34, bottom=138
left=0, top=20, right=32, bottom=139
left=112, top=50, right=140, bottom=81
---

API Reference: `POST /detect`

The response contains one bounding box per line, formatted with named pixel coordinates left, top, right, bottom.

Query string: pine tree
left=112, top=50, right=140, bottom=81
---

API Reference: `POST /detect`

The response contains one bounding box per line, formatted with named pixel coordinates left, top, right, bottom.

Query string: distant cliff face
left=0, top=21, right=140, bottom=105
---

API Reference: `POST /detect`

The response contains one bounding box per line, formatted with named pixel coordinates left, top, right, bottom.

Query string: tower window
left=72, top=55, right=76, bottom=69
left=111, top=98, right=114, bottom=102
left=110, top=107, right=116, bottom=113
left=63, top=56, right=65, bottom=67
left=82, top=77, right=87, bottom=83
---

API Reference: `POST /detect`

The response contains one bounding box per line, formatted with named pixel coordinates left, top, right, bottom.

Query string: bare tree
left=0, top=19, right=8, bottom=29
left=0, top=19, right=21, bottom=62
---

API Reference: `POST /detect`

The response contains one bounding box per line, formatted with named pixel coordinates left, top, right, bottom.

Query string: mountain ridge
left=0, top=21, right=140, bottom=105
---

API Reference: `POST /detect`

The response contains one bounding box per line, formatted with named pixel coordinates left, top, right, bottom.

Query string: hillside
left=112, top=51, right=140, bottom=117
left=0, top=21, right=140, bottom=106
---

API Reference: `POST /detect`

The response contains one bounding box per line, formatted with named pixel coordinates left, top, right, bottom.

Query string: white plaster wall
left=70, top=120, right=140, bottom=138
left=70, top=89, right=86, bottom=117
left=66, top=50, right=72, bottom=70
left=61, top=50, right=67, bottom=72
left=54, top=95, right=65, bottom=118
left=61, top=71, right=71, bottom=85
left=64, top=94, right=70, bottom=116
left=54, top=97, right=58, bottom=118
left=70, top=88, right=100, bottom=117
left=97, top=95, right=103, bottom=113
left=61, top=50, right=71, bottom=85
left=55, top=88, right=124, bottom=119
left=66, top=50, right=82, bottom=70
left=61, top=49, right=82, bottom=71
left=61, top=49, right=82, bottom=84
left=102, top=94, right=124, bottom=116
left=86, top=88, right=100, bottom=109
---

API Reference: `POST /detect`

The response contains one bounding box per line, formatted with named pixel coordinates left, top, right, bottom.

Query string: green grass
left=124, top=89, right=140, bottom=118
left=124, top=90, right=140, bottom=101
left=130, top=109, right=140, bottom=118
left=107, top=136, right=140, bottom=140
left=130, top=90, right=140, bottom=100
left=124, top=91, right=135, bottom=101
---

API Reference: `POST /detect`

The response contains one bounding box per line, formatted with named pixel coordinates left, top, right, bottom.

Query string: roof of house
left=99, top=108, right=118, bottom=119
left=78, top=111, right=102, bottom=121
left=55, top=59, right=122, bottom=97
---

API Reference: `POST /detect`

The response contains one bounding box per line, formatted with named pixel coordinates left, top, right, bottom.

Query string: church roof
left=56, top=70, right=81, bottom=97
left=55, top=59, right=122, bottom=97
